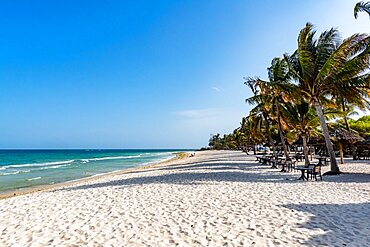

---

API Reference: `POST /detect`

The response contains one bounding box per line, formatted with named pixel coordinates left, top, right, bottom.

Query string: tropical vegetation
left=209, top=22, right=370, bottom=175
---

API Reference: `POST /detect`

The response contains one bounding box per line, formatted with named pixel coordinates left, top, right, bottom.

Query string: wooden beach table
left=281, top=159, right=297, bottom=172
left=269, top=157, right=282, bottom=169
left=295, top=167, right=313, bottom=181
left=318, top=157, right=329, bottom=166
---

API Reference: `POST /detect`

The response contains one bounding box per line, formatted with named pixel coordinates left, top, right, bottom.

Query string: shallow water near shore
left=0, top=149, right=186, bottom=193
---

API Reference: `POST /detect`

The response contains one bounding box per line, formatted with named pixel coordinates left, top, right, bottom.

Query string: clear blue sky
left=0, top=0, right=369, bottom=149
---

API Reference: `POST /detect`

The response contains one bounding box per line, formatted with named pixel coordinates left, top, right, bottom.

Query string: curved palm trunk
left=264, top=114, right=277, bottom=161
left=276, top=101, right=290, bottom=161
left=302, top=135, right=310, bottom=167
left=269, top=132, right=277, bottom=160
left=341, top=98, right=349, bottom=129
left=342, top=100, right=355, bottom=160
left=339, top=142, right=344, bottom=164
left=313, top=100, right=340, bottom=174
left=269, top=130, right=277, bottom=166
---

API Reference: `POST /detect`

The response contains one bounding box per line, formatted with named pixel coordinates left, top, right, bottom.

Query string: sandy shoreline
left=0, top=152, right=188, bottom=200
left=1, top=150, right=369, bottom=246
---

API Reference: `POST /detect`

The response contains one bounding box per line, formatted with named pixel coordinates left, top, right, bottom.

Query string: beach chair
left=294, top=153, right=303, bottom=162
left=308, top=164, right=322, bottom=181
left=279, top=159, right=296, bottom=172
left=286, top=160, right=297, bottom=172
left=261, top=156, right=270, bottom=165
left=270, top=158, right=279, bottom=169
left=256, top=155, right=262, bottom=162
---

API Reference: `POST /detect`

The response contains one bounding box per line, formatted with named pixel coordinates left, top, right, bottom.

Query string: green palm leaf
left=354, top=1, right=370, bottom=19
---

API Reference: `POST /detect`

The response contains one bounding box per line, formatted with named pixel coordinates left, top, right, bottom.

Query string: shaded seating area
left=317, top=156, right=329, bottom=166
left=354, top=138, right=370, bottom=160
left=254, top=148, right=324, bottom=181
left=278, top=159, right=297, bottom=172
left=285, top=159, right=297, bottom=172
left=331, top=127, right=365, bottom=164
left=292, top=163, right=323, bottom=181
left=357, top=148, right=370, bottom=160
left=250, top=135, right=356, bottom=181
left=308, top=164, right=323, bottom=181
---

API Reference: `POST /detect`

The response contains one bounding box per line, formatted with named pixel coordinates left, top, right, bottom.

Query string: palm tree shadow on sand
left=283, top=202, right=370, bottom=246
left=60, top=169, right=294, bottom=191
left=59, top=161, right=370, bottom=192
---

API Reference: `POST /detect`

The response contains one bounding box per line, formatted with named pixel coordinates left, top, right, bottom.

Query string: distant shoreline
left=0, top=152, right=189, bottom=200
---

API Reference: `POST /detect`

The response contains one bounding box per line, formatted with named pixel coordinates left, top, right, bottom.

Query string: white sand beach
left=1, top=150, right=370, bottom=246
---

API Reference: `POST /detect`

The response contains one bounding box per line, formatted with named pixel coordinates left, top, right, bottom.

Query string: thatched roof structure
left=355, top=136, right=370, bottom=146
left=292, top=136, right=325, bottom=146
left=332, top=127, right=364, bottom=144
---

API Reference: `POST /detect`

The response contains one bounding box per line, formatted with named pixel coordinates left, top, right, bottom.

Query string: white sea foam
left=79, top=155, right=142, bottom=163
left=3, top=160, right=75, bottom=169
left=39, top=164, right=69, bottom=170
left=147, top=152, right=171, bottom=157
left=0, top=170, right=31, bottom=176
left=27, top=177, right=42, bottom=181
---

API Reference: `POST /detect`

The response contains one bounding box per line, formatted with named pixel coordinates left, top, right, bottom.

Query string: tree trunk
left=350, top=143, right=356, bottom=159
left=264, top=114, right=277, bottom=161
left=342, top=99, right=356, bottom=159
left=313, top=100, right=340, bottom=174
left=341, top=100, right=350, bottom=131
left=276, top=101, right=290, bottom=161
left=302, top=135, right=310, bottom=167
left=339, top=142, right=344, bottom=164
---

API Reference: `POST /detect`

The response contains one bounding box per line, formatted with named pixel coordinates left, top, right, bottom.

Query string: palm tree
left=246, top=58, right=296, bottom=162
left=354, top=1, right=370, bottom=19
left=239, top=116, right=262, bottom=152
left=329, top=95, right=364, bottom=159
left=244, top=80, right=274, bottom=153
left=209, top=133, right=223, bottom=150
left=281, top=99, right=320, bottom=167
left=239, top=114, right=269, bottom=154
left=287, top=23, right=370, bottom=174
left=234, top=124, right=252, bottom=152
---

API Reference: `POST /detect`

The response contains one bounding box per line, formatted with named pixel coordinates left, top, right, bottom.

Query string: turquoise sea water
left=0, top=149, right=185, bottom=193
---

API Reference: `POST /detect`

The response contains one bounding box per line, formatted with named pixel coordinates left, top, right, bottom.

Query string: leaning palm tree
left=354, top=1, right=370, bottom=19
left=287, top=23, right=370, bottom=174
left=244, top=79, right=276, bottom=156
left=242, top=114, right=269, bottom=154
left=329, top=94, right=364, bottom=158
left=281, top=99, right=320, bottom=167
left=246, top=58, right=296, bottom=162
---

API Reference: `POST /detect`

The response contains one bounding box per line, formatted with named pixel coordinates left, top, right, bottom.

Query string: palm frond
left=354, top=1, right=370, bottom=19
left=297, top=23, right=317, bottom=85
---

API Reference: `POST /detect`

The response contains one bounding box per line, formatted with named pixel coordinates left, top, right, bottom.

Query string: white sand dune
left=1, top=150, right=370, bottom=246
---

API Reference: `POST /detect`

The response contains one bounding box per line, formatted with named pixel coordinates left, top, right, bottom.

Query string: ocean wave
left=39, top=164, right=69, bottom=170
left=27, top=177, right=42, bottom=181
left=2, top=160, right=75, bottom=169
left=144, top=152, right=171, bottom=157
left=0, top=170, right=31, bottom=176
left=79, top=155, right=142, bottom=163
